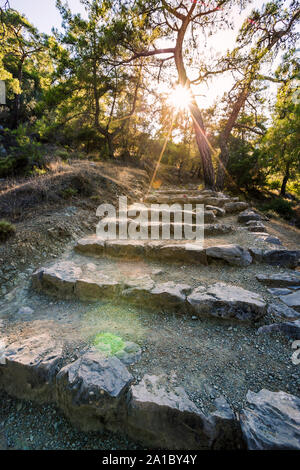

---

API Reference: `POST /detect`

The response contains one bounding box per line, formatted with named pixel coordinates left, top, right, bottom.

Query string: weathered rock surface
left=206, top=244, right=252, bottom=267
left=256, top=272, right=300, bottom=287
left=122, top=280, right=191, bottom=311
left=251, top=249, right=300, bottom=268
left=238, top=210, right=261, bottom=223
left=260, top=235, right=282, bottom=245
left=127, top=375, right=243, bottom=450
left=267, top=302, right=300, bottom=320
left=280, top=290, right=300, bottom=311
left=240, top=389, right=300, bottom=450
left=32, top=262, right=82, bottom=298
left=257, top=320, right=300, bottom=340
left=205, top=205, right=226, bottom=217
left=224, top=202, right=249, bottom=213
left=247, top=223, right=266, bottom=232
left=127, top=374, right=214, bottom=449
left=0, top=334, right=63, bottom=402
left=56, top=352, right=133, bottom=432
left=210, top=396, right=245, bottom=450
left=187, top=283, right=266, bottom=321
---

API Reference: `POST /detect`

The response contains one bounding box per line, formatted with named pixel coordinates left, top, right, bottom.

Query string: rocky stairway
left=1, top=186, right=300, bottom=450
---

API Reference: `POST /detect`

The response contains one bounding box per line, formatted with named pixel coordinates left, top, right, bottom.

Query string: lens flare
left=168, top=85, right=192, bottom=110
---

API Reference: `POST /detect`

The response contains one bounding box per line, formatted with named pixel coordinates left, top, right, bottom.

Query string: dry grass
left=0, top=160, right=148, bottom=221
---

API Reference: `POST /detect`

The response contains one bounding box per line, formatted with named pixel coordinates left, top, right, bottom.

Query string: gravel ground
left=0, top=391, right=142, bottom=450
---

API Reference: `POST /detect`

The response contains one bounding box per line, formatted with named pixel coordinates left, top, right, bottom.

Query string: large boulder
left=224, top=202, right=248, bottom=213
left=127, top=375, right=243, bottom=450
left=238, top=210, right=261, bottom=223
left=251, top=249, right=300, bottom=268
left=56, top=352, right=133, bottom=432
left=206, top=244, right=252, bottom=267
left=187, top=283, right=266, bottom=321
left=240, top=389, right=300, bottom=450
left=126, top=374, right=214, bottom=450
left=0, top=334, right=64, bottom=402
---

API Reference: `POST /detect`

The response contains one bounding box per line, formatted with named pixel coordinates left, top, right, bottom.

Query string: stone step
left=0, top=335, right=246, bottom=449
left=31, top=261, right=267, bottom=322
left=98, top=218, right=234, bottom=238
left=1, top=332, right=297, bottom=449
left=144, top=194, right=233, bottom=207
left=74, top=237, right=300, bottom=268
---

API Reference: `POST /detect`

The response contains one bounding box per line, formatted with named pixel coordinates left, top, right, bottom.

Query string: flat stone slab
left=205, top=205, right=226, bottom=217
left=144, top=195, right=231, bottom=207
left=224, top=202, right=249, bottom=213
left=56, top=352, right=133, bottom=432
left=256, top=273, right=300, bottom=288
left=240, top=389, right=300, bottom=450
left=267, top=302, right=300, bottom=320
left=187, top=282, right=266, bottom=321
left=255, top=235, right=282, bottom=245
left=257, top=320, right=300, bottom=340
left=251, top=249, right=300, bottom=268
left=280, top=290, right=300, bottom=312
left=206, top=244, right=252, bottom=267
left=0, top=334, right=64, bottom=402
left=238, top=210, right=262, bottom=223
left=247, top=223, right=266, bottom=232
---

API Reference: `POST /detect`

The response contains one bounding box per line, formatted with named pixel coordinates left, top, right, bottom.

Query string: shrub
left=0, top=126, right=44, bottom=177
left=268, top=180, right=281, bottom=191
left=261, top=198, right=294, bottom=219
left=0, top=220, right=16, bottom=242
left=61, top=187, right=78, bottom=199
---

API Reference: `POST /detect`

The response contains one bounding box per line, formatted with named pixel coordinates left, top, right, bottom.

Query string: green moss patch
left=93, top=332, right=125, bottom=357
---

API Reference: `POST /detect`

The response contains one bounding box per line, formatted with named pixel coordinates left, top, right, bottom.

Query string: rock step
left=144, top=195, right=248, bottom=213
left=32, top=262, right=267, bottom=322
left=99, top=218, right=234, bottom=237
left=74, top=237, right=300, bottom=269
left=104, top=209, right=218, bottom=223
left=0, top=334, right=298, bottom=449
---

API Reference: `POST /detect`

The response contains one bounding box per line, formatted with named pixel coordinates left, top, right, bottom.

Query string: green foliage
left=0, top=220, right=16, bottom=242
left=93, top=332, right=125, bottom=356
left=0, top=126, right=43, bottom=177
left=226, top=138, right=267, bottom=190
left=261, top=198, right=294, bottom=219
left=268, top=180, right=281, bottom=191
left=60, top=187, right=78, bottom=199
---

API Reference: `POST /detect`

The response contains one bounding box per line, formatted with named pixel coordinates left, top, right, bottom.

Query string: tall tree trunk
left=106, top=132, right=114, bottom=159
left=174, top=16, right=215, bottom=189
left=280, top=161, right=290, bottom=197
left=216, top=87, right=249, bottom=190
left=11, top=59, right=24, bottom=128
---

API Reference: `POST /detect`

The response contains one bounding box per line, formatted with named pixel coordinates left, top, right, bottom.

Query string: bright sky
left=8, top=0, right=282, bottom=109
